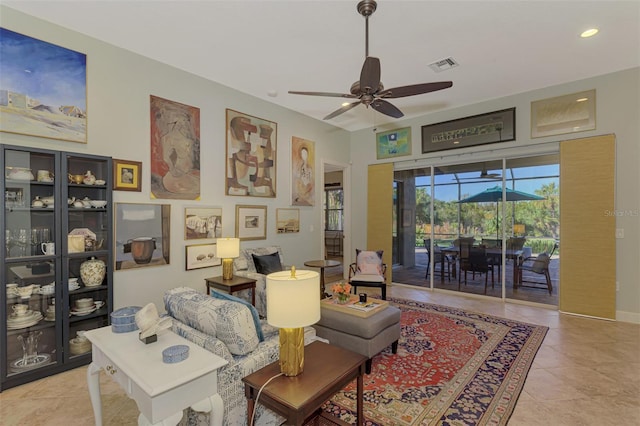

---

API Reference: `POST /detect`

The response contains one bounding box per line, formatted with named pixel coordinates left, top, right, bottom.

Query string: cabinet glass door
left=63, top=154, right=111, bottom=360
left=3, top=148, right=60, bottom=378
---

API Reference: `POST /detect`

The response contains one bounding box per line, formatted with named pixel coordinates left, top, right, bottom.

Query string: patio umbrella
left=457, top=186, right=544, bottom=240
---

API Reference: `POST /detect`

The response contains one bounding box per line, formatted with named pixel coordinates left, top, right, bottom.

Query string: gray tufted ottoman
left=312, top=303, right=401, bottom=374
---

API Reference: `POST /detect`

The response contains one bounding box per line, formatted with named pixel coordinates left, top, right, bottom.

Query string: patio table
left=441, top=246, right=523, bottom=286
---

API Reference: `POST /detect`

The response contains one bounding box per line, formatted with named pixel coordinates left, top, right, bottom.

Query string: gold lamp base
left=278, top=327, right=305, bottom=376
left=222, top=258, right=234, bottom=280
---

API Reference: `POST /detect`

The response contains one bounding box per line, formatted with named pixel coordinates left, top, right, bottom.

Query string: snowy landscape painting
left=0, top=28, right=87, bottom=143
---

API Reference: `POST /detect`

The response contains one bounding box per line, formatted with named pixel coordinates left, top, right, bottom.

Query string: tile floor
left=1, top=284, right=638, bottom=425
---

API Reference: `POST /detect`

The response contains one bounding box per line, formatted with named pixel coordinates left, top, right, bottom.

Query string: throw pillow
left=531, top=253, right=550, bottom=274
left=210, top=289, right=264, bottom=342
left=356, top=249, right=383, bottom=275
left=252, top=252, right=283, bottom=275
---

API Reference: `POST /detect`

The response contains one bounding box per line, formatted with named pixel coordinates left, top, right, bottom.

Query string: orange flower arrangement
left=331, top=282, right=352, bottom=303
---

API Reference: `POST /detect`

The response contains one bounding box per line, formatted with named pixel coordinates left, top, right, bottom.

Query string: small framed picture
left=113, top=159, right=142, bottom=191
left=235, top=205, right=267, bottom=241
left=184, top=207, right=222, bottom=240
left=185, top=243, right=221, bottom=271
left=276, top=208, right=300, bottom=233
left=376, top=127, right=412, bottom=159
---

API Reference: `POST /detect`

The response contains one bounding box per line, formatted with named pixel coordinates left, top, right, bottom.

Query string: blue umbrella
left=458, top=186, right=544, bottom=239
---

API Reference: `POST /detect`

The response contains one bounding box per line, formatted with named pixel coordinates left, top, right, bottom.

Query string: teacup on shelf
left=16, top=285, right=33, bottom=298
left=12, top=304, right=29, bottom=316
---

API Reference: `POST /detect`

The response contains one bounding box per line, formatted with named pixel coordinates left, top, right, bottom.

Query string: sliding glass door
left=392, top=154, right=559, bottom=306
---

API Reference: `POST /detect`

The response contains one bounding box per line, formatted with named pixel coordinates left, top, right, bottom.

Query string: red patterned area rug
left=321, top=297, right=548, bottom=425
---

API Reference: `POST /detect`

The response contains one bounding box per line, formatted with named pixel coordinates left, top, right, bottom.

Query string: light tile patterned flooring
left=1, top=284, right=638, bottom=425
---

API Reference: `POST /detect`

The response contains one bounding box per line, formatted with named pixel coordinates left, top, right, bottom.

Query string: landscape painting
left=0, top=28, right=87, bottom=143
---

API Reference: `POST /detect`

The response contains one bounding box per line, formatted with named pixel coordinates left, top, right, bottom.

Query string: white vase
left=80, top=257, right=106, bottom=287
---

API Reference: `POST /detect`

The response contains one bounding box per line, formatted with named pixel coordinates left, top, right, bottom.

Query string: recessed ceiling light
left=341, top=102, right=350, bottom=107
left=576, top=97, right=588, bottom=102
left=580, top=28, right=599, bottom=38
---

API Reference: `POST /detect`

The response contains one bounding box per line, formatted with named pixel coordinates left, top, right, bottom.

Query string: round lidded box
left=110, top=306, right=141, bottom=333
left=162, top=345, right=189, bottom=364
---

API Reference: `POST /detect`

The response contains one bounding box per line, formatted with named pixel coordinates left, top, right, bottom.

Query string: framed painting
left=114, top=203, right=171, bottom=270
left=276, top=208, right=300, bottom=234
left=235, top=205, right=267, bottom=241
left=113, top=159, right=142, bottom=191
left=185, top=243, right=221, bottom=271
left=531, top=90, right=596, bottom=138
left=376, top=127, right=412, bottom=159
left=291, top=136, right=315, bottom=206
left=184, top=207, right=222, bottom=240
left=225, top=109, right=277, bottom=197
left=421, top=108, right=515, bottom=153
left=150, top=95, right=200, bottom=200
left=0, top=28, right=87, bottom=143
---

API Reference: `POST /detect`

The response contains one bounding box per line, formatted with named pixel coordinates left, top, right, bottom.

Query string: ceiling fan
left=288, top=0, right=453, bottom=120
left=459, top=164, right=502, bottom=180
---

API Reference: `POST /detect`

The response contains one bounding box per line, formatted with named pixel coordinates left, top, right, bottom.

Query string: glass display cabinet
left=1, top=145, right=113, bottom=391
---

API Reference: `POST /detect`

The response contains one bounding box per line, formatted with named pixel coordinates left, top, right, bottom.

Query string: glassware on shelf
left=18, top=331, right=42, bottom=365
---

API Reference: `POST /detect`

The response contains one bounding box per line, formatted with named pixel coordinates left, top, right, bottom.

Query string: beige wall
left=3, top=6, right=638, bottom=322
left=0, top=7, right=351, bottom=311
left=350, top=67, right=640, bottom=322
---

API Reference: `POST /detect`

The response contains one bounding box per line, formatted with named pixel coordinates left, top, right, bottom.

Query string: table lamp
left=266, top=267, right=320, bottom=376
left=217, top=238, right=240, bottom=280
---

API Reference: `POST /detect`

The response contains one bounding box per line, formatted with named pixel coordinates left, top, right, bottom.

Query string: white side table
left=85, top=326, right=227, bottom=426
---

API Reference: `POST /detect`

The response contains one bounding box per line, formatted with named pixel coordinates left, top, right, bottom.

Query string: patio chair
left=349, top=249, right=387, bottom=300
left=424, top=239, right=451, bottom=281
left=458, top=242, right=494, bottom=293
left=518, top=242, right=558, bottom=294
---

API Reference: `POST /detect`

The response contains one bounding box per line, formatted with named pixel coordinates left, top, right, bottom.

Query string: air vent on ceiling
left=429, top=57, right=459, bottom=73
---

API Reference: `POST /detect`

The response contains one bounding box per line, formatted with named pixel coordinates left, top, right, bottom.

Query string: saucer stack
left=7, top=310, right=43, bottom=330
left=69, top=335, right=91, bottom=355
left=71, top=298, right=96, bottom=316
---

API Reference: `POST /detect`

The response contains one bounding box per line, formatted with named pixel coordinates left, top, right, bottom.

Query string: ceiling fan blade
left=360, top=56, right=381, bottom=95
left=379, top=81, right=453, bottom=98
left=323, top=101, right=361, bottom=120
left=371, top=99, right=404, bottom=118
left=288, top=90, right=357, bottom=98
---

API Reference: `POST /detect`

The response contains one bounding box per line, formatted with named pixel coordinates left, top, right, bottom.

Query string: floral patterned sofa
left=164, top=287, right=316, bottom=426
left=232, top=246, right=285, bottom=318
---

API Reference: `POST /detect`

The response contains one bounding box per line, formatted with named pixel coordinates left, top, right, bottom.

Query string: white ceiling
left=4, top=1, right=639, bottom=132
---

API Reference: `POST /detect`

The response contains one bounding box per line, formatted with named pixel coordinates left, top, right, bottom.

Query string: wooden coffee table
left=242, top=341, right=367, bottom=426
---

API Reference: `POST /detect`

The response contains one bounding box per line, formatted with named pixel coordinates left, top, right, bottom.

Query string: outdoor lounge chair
left=518, top=242, right=558, bottom=294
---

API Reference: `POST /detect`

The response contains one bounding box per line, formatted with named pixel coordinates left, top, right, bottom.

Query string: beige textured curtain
left=367, top=163, right=394, bottom=283
left=559, top=134, right=616, bottom=319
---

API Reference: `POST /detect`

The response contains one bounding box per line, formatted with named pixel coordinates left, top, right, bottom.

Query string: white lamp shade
left=217, top=238, right=240, bottom=258
left=266, top=270, right=320, bottom=328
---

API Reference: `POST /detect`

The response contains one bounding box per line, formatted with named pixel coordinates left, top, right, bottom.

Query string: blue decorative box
left=111, top=306, right=141, bottom=333
left=162, top=345, right=189, bottom=363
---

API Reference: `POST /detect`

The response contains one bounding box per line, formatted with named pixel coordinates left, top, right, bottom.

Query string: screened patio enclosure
left=392, top=155, right=559, bottom=305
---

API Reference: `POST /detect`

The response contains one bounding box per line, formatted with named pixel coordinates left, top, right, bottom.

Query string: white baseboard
left=616, top=310, right=640, bottom=324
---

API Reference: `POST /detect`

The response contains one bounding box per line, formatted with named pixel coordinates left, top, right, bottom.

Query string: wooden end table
left=242, top=341, right=366, bottom=426
left=205, top=275, right=257, bottom=306
left=304, top=259, right=341, bottom=298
